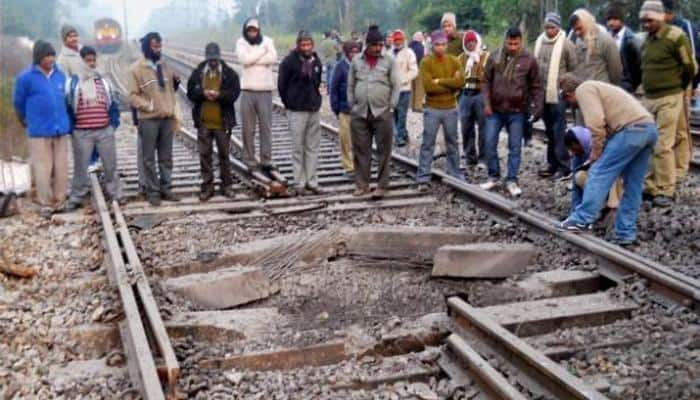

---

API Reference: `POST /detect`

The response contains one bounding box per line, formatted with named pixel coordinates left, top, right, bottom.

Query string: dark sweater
left=277, top=50, right=323, bottom=112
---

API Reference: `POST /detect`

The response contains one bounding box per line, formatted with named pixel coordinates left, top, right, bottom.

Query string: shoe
left=480, top=179, right=499, bottom=190
left=652, top=195, right=673, bottom=208
left=476, top=162, right=487, bottom=171
left=87, top=162, right=103, bottom=174
left=221, top=188, right=237, bottom=199
left=161, top=191, right=181, bottom=202
left=345, top=170, right=355, bottom=179
left=396, top=141, right=407, bottom=148
left=147, top=194, right=161, bottom=207
left=555, top=219, right=592, bottom=233
left=116, top=197, right=128, bottom=206
left=64, top=200, right=83, bottom=212
left=261, top=165, right=278, bottom=180
left=552, top=171, right=573, bottom=181
left=305, top=185, right=325, bottom=195
left=199, top=190, right=214, bottom=202
left=39, top=207, right=53, bottom=219
left=417, top=183, right=430, bottom=193
left=538, top=168, right=555, bottom=178
left=371, top=188, right=386, bottom=199
left=506, top=181, right=522, bottom=197
left=353, top=187, right=370, bottom=197
left=642, top=192, right=654, bottom=202
left=606, top=233, right=638, bottom=247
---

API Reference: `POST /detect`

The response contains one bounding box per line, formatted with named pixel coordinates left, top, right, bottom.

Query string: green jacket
left=419, top=54, right=464, bottom=109
left=641, top=24, right=697, bottom=99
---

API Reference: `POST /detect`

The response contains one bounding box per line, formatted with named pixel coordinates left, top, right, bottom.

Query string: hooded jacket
left=186, top=60, right=241, bottom=130
left=235, top=18, right=278, bottom=91
left=13, top=64, right=71, bottom=138
left=570, top=9, right=624, bottom=85
left=277, top=49, right=323, bottom=112
left=482, top=45, right=543, bottom=117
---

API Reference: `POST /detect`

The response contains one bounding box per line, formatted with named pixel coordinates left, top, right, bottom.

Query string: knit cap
left=463, top=30, right=478, bottom=43
left=640, top=0, right=665, bottom=21
left=544, top=12, right=561, bottom=27
left=441, top=12, right=456, bottom=28
left=431, top=30, right=448, bottom=44
left=296, top=30, right=313, bottom=44
left=392, top=30, right=405, bottom=42
left=33, top=40, right=56, bottom=65
left=605, top=4, right=625, bottom=21
left=60, top=24, right=78, bottom=40
left=205, top=42, right=221, bottom=60
left=366, top=25, right=384, bottom=44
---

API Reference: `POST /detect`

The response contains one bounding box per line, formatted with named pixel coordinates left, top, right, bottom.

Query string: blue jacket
left=13, top=65, right=71, bottom=138
left=66, top=73, right=120, bottom=131
left=330, top=58, right=351, bottom=115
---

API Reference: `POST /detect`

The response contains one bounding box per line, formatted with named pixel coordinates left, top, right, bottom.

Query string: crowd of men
left=12, top=0, right=700, bottom=246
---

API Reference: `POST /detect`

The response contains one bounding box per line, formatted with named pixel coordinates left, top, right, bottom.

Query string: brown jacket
left=482, top=48, right=543, bottom=117
left=128, top=57, right=178, bottom=120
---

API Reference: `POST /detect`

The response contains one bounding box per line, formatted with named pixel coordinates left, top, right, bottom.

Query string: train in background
left=94, top=18, right=122, bottom=53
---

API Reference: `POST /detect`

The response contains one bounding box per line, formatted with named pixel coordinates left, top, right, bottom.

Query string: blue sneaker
left=605, top=233, right=638, bottom=248
left=555, top=219, right=592, bottom=233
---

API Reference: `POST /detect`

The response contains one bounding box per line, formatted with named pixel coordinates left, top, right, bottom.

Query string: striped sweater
left=74, top=79, right=110, bottom=129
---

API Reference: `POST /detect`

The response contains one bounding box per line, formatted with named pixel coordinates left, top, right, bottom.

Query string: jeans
left=417, top=107, right=462, bottom=183
left=458, top=92, right=485, bottom=164
left=570, top=154, right=586, bottom=212
left=393, top=91, right=411, bottom=145
left=567, top=123, right=657, bottom=241
left=484, top=112, right=525, bottom=182
left=543, top=100, right=570, bottom=173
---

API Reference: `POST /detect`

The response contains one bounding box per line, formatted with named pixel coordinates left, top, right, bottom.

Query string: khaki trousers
left=29, top=135, right=69, bottom=208
left=642, top=92, right=685, bottom=197
left=575, top=170, right=623, bottom=208
left=338, top=113, right=354, bottom=172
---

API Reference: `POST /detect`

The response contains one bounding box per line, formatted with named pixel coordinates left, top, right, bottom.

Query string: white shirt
left=611, top=26, right=626, bottom=50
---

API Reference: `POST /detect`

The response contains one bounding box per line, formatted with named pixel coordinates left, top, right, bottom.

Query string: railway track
left=80, top=47, right=700, bottom=399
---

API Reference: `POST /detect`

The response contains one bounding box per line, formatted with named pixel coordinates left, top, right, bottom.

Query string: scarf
left=534, top=30, right=565, bottom=104
left=462, top=33, right=483, bottom=77
left=75, top=61, right=100, bottom=106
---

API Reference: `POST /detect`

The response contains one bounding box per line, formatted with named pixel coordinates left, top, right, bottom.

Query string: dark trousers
left=138, top=118, right=174, bottom=196
left=350, top=110, right=393, bottom=190
left=198, top=127, right=233, bottom=193
left=458, top=91, right=486, bottom=164
left=543, top=100, right=570, bottom=173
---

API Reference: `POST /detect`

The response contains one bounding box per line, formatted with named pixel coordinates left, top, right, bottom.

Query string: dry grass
left=0, top=35, right=32, bottom=160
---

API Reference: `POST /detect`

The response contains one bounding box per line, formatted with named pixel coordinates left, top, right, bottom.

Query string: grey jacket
left=571, top=25, right=624, bottom=85
left=347, top=52, right=401, bottom=117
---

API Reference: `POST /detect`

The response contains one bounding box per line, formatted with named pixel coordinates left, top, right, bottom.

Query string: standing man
left=441, top=12, right=463, bottom=57
left=330, top=41, right=361, bottom=176
left=639, top=0, right=696, bottom=207
left=457, top=29, right=490, bottom=169
left=480, top=27, right=543, bottom=197
left=534, top=12, right=577, bottom=180
left=186, top=42, right=241, bottom=202
left=128, top=32, right=181, bottom=207
left=605, top=4, right=642, bottom=93
left=409, top=32, right=426, bottom=113
left=391, top=30, right=419, bottom=147
left=278, top=31, right=324, bottom=196
left=57, top=25, right=82, bottom=78
left=569, top=9, right=624, bottom=85
left=235, top=17, right=278, bottom=178
left=65, top=46, right=121, bottom=210
left=416, top=30, right=465, bottom=190
left=556, top=74, right=657, bottom=247
left=320, top=31, right=338, bottom=84
left=13, top=41, right=71, bottom=218
left=662, top=0, right=699, bottom=181
left=347, top=25, right=400, bottom=199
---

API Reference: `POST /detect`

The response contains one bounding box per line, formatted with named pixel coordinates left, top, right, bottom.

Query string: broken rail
left=90, top=173, right=179, bottom=399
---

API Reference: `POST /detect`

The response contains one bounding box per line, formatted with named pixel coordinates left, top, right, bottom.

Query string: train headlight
left=97, top=34, right=103, bottom=40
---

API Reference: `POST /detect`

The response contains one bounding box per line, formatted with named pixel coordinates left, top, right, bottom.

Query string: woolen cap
left=662, top=0, right=676, bottom=12
left=463, top=30, right=478, bottom=43
left=61, top=24, right=78, bottom=40
left=296, top=30, right=314, bottom=44
left=392, top=30, right=405, bottom=41
left=605, top=4, right=625, bottom=21
left=205, top=42, right=221, bottom=60
left=441, top=12, right=456, bottom=28
left=365, top=25, right=384, bottom=44
left=544, top=12, right=562, bottom=27
left=33, top=40, right=56, bottom=65
left=640, top=0, right=665, bottom=21
left=431, top=30, right=448, bottom=44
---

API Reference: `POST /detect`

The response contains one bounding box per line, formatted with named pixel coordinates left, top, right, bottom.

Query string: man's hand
left=484, top=105, right=493, bottom=117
